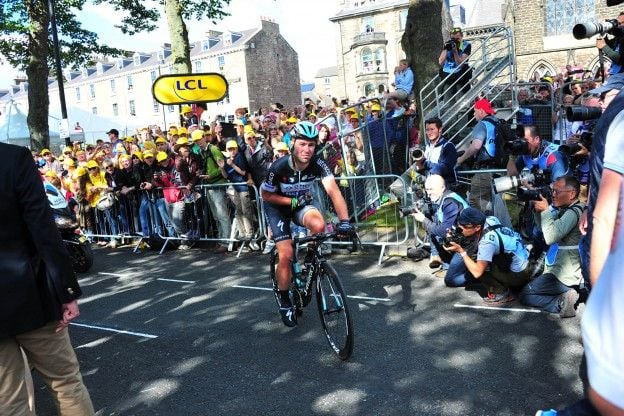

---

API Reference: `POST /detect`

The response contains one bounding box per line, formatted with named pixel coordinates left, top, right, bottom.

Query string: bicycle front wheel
left=315, top=262, right=353, bottom=360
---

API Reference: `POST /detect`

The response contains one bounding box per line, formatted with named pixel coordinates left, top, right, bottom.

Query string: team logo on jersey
left=277, top=220, right=284, bottom=231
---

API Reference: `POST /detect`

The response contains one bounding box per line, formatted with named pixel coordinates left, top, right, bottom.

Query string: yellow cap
left=174, top=137, right=190, bottom=149
left=275, top=142, right=289, bottom=152
left=63, top=146, right=73, bottom=154
left=191, top=130, right=204, bottom=142
left=244, top=130, right=256, bottom=139
left=119, top=154, right=131, bottom=162
left=286, top=117, right=298, bottom=123
left=169, top=128, right=178, bottom=136
left=371, top=103, right=381, bottom=111
left=344, top=108, right=356, bottom=114
left=226, top=140, right=238, bottom=149
left=64, top=158, right=76, bottom=167
left=156, top=151, right=168, bottom=162
left=44, top=170, right=57, bottom=178
left=155, top=137, right=167, bottom=144
left=180, top=105, right=192, bottom=114
left=124, top=136, right=135, bottom=143
left=177, top=127, right=188, bottom=135
left=40, top=148, right=51, bottom=155
left=132, top=151, right=143, bottom=160
left=143, top=151, right=155, bottom=159
left=74, top=167, right=88, bottom=178
left=86, top=160, right=99, bottom=169
left=349, top=113, right=360, bottom=120
left=143, top=141, right=156, bottom=151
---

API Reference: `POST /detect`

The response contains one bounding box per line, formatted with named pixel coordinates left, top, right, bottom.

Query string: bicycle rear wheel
left=315, top=262, right=353, bottom=360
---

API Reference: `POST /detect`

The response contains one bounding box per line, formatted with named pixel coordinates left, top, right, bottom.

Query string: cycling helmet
left=292, top=121, right=319, bottom=141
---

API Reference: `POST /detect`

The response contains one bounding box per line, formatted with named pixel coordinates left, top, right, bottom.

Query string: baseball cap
left=474, top=98, right=495, bottom=115
left=244, top=130, right=256, bottom=139
left=155, top=137, right=167, bottom=144
left=143, top=151, right=155, bottom=159
left=156, top=152, right=168, bottom=162
left=458, top=207, right=486, bottom=226
left=286, top=117, right=298, bottom=124
left=191, top=130, right=204, bottom=142
left=226, top=140, right=238, bottom=150
left=106, top=129, right=119, bottom=136
left=40, top=148, right=51, bottom=155
left=275, top=142, right=289, bottom=152
left=589, top=72, right=624, bottom=95
left=86, top=160, right=99, bottom=169
left=451, top=27, right=462, bottom=34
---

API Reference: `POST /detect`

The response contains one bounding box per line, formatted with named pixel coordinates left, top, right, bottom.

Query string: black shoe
left=279, top=306, right=297, bottom=327
left=406, top=246, right=429, bottom=261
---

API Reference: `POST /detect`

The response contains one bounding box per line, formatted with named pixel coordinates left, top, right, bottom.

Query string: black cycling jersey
left=261, top=155, right=333, bottom=198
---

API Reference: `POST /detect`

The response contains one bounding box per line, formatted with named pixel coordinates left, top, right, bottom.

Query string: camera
left=411, top=148, right=425, bottom=163
left=444, top=40, right=458, bottom=51
left=517, top=186, right=552, bottom=202
left=504, top=139, right=529, bottom=155
left=565, top=106, right=603, bottom=122
left=399, top=195, right=433, bottom=218
left=443, top=225, right=470, bottom=247
left=573, top=19, right=621, bottom=39
left=493, top=169, right=551, bottom=194
left=559, top=131, right=593, bottom=155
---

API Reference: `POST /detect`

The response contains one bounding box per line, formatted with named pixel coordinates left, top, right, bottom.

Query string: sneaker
left=106, top=239, right=118, bottom=249
left=262, top=240, right=275, bottom=254
left=178, top=244, right=191, bottom=250
left=559, top=289, right=579, bottom=318
left=279, top=306, right=297, bottom=327
left=483, top=290, right=514, bottom=304
left=535, top=410, right=559, bottom=416
left=429, top=255, right=442, bottom=269
left=406, top=246, right=428, bottom=261
left=249, top=240, right=260, bottom=251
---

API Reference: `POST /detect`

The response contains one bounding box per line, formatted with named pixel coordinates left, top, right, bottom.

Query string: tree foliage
left=0, top=0, right=230, bottom=149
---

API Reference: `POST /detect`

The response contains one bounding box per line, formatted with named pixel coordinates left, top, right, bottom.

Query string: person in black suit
left=0, top=143, right=94, bottom=415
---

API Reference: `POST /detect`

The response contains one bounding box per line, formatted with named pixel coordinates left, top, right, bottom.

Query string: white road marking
left=98, top=272, right=129, bottom=278
left=70, top=322, right=158, bottom=339
left=157, top=278, right=195, bottom=284
left=232, top=285, right=391, bottom=302
left=454, top=303, right=542, bottom=313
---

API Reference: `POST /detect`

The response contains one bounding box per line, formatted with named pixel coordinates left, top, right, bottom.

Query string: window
left=153, top=99, right=160, bottom=113
left=364, top=83, right=375, bottom=96
left=202, top=40, right=210, bottom=52
left=168, top=105, right=175, bottom=113
left=324, top=77, right=331, bottom=85
left=89, top=84, right=95, bottom=99
left=75, top=87, right=81, bottom=101
left=150, top=70, right=157, bottom=82
left=133, top=54, right=141, bottom=66
left=129, top=100, right=136, bottom=116
left=112, top=103, right=119, bottom=116
left=194, top=60, right=202, bottom=73
left=362, top=16, right=374, bottom=33
left=374, top=48, right=385, bottom=72
left=110, top=79, right=116, bottom=93
left=399, top=10, right=408, bottom=30
left=127, top=75, right=134, bottom=90
left=217, top=55, right=225, bottom=71
left=545, top=0, right=594, bottom=37
left=91, top=107, right=97, bottom=115
left=361, top=48, right=373, bottom=73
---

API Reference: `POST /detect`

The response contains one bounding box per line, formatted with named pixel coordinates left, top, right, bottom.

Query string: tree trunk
left=26, top=0, right=50, bottom=151
left=164, top=0, right=192, bottom=75
left=401, top=0, right=452, bottom=114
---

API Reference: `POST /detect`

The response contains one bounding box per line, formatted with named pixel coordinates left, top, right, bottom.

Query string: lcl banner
left=152, top=73, right=228, bottom=105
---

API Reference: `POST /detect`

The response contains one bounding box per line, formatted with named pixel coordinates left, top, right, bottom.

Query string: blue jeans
left=139, top=194, right=152, bottom=237
left=205, top=187, right=232, bottom=244
left=519, top=273, right=571, bottom=313
left=97, top=207, right=119, bottom=240
left=154, top=198, right=176, bottom=237
left=431, top=236, right=469, bottom=287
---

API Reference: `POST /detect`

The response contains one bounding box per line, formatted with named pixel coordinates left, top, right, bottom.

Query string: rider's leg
left=275, top=240, right=294, bottom=292
left=301, top=209, right=325, bottom=234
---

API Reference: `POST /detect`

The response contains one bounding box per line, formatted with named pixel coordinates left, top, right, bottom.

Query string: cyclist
left=261, top=121, right=354, bottom=327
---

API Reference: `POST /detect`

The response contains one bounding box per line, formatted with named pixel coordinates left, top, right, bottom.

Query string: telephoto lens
left=566, top=106, right=603, bottom=122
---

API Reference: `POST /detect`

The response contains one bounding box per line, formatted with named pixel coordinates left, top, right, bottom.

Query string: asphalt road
left=34, top=245, right=586, bottom=415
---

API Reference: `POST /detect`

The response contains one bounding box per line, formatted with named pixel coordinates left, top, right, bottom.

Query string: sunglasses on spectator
left=88, top=167, right=98, bottom=171
left=104, top=166, right=114, bottom=170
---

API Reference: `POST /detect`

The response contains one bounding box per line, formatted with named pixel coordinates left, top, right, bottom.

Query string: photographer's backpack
left=482, top=117, right=516, bottom=168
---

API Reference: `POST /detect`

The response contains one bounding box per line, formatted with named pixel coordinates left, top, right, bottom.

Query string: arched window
left=527, top=61, right=556, bottom=82
left=545, top=0, right=594, bottom=37
left=364, top=83, right=375, bottom=96
left=374, top=48, right=385, bottom=72
left=361, top=48, right=373, bottom=74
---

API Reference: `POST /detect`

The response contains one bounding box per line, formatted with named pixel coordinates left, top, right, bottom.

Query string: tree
left=0, top=0, right=229, bottom=150
left=400, top=0, right=453, bottom=113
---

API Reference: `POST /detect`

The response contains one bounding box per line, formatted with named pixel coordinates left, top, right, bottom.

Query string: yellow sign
left=152, top=73, right=228, bottom=105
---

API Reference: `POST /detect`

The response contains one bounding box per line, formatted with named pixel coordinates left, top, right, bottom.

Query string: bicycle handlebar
left=294, top=231, right=360, bottom=252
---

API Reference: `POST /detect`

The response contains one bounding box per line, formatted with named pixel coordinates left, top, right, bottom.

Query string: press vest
left=521, top=142, right=560, bottom=171
left=435, top=192, right=469, bottom=223
left=442, top=41, right=471, bottom=74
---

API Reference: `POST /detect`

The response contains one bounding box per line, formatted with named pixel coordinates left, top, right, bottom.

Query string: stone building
left=504, top=0, right=618, bottom=81
left=0, top=18, right=299, bottom=138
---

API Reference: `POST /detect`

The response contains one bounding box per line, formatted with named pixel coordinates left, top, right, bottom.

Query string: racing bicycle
left=269, top=231, right=357, bottom=360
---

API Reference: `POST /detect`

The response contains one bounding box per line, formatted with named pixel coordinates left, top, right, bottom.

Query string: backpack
left=482, top=117, right=516, bottom=168
left=483, top=223, right=516, bottom=271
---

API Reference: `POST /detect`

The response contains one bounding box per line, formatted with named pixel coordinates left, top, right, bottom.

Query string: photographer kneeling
left=445, top=207, right=532, bottom=304
left=519, top=176, right=585, bottom=318
left=408, top=175, right=469, bottom=283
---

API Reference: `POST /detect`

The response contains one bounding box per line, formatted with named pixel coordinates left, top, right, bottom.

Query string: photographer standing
left=408, top=175, right=470, bottom=285
left=507, top=125, right=569, bottom=180
left=438, top=27, right=472, bottom=99
left=413, top=117, right=458, bottom=188
left=519, top=176, right=585, bottom=317
left=595, top=12, right=624, bottom=76
left=445, top=207, right=531, bottom=304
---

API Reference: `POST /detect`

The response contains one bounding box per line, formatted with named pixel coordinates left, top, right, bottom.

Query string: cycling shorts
left=264, top=202, right=319, bottom=242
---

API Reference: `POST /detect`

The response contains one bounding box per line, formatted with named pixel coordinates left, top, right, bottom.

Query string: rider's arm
left=321, top=176, right=349, bottom=221
left=260, top=189, right=292, bottom=207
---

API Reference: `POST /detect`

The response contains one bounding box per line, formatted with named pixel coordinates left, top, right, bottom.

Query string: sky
left=0, top=0, right=340, bottom=88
